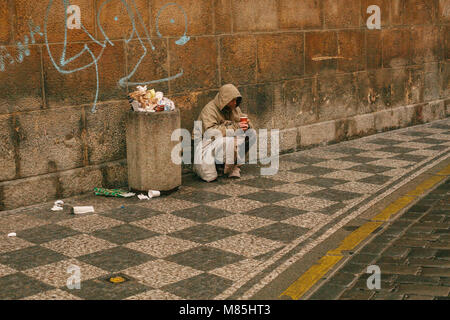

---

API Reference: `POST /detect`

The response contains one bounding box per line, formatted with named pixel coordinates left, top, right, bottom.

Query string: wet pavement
left=0, top=119, right=449, bottom=300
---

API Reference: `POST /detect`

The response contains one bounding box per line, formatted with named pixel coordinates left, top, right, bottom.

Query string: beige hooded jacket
left=193, top=84, right=253, bottom=138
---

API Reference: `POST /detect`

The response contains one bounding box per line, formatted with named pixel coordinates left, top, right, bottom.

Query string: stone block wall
left=0, top=0, right=449, bottom=210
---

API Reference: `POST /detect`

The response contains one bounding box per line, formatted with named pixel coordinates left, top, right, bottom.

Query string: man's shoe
left=228, top=166, right=241, bottom=179
left=224, top=164, right=234, bottom=175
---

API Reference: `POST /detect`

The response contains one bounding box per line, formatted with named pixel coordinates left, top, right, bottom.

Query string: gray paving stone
left=421, top=267, right=450, bottom=277
left=339, top=263, right=365, bottom=275
left=161, top=273, right=233, bottom=300
left=395, top=275, right=441, bottom=285
left=371, top=292, right=405, bottom=300
left=102, top=205, right=163, bottom=223
left=92, top=224, right=159, bottom=245
left=408, top=258, right=450, bottom=268
left=347, top=254, right=377, bottom=265
left=17, top=224, right=81, bottom=244
left=239, top=190, right=296, bottom=203
left=339, top=288, right=375, bottom=300
left=382, top=246, right=411, bottom=259
left=407, top=248, right=438, bottom=259
left=290, top=166, right=336, bottom=176
left=172, top=190, right=231, bottom=204
left=249, top=222, right=308, bottom=243
left=77, top=247, right=154, bottom=273
left=0, top=273, right=54, bottom=300
left=62, top=275, right=151, bottom=300
left=169, top=224, right=239, bottom=244
left=396, top=284, right=450, bottom=297
left=309, top=283, right=347, bottom=300
left=0, top=246, right=67, bottom=271
left=166, top=246, right=245, bottom=272
left=171, top=205, right=233, bottom=223
left=324, top=272, right=357, bottom=287
left=243, top=205, right=307, bottom=221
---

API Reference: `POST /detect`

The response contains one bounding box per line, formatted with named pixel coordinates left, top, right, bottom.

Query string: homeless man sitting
left=193, top=84, right=256, bottom=182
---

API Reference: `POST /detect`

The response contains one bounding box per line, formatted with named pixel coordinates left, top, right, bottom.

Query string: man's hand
left=239, top=122, right=249, bottom=131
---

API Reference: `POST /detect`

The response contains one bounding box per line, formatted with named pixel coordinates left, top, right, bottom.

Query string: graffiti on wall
left=0, top=0, right=190, bottom=113
left=1, top=3, right=385, bottom=112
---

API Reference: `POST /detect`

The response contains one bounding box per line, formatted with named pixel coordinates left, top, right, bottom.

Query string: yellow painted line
left=327, top=221, right=384, bottom=256
left=371, top=196, right=416, bottom=222
left=406, top=175, right=446, bottom=196
left=280, top=164, right=450, bottom=300
left=436, top=165, right=450, bottom=176
left=281, top=255, right=343, bottom=301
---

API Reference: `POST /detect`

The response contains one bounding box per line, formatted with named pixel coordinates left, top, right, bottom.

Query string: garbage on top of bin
left=127, top=85, right=175, bottom=113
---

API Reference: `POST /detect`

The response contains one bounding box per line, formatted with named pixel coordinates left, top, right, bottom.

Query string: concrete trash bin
left=126, top=109, right=181, bottom=193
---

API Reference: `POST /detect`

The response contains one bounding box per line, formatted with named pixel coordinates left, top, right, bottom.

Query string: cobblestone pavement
left=307, top=178, right=450, bottom=300
left=0, top=119, right=449, bottom=300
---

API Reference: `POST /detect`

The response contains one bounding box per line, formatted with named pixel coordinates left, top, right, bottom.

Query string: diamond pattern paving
left=0, top=119, right=448, bottom=300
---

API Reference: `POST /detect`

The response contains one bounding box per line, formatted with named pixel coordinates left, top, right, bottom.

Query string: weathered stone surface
left=15, top=0, right=95, bottom=44
left=220, top=35, right=256, bottom=86
left=305, top=31, right=338, bottom=75
left=299, top=121, right=336, bottom=147
left=169, top=36, right=218, bottom=94
left=0, top=115, right=16, bottom=182
left=367, top=30, right=382, bottom=70
left=96, top=0, right=149, bottom=41
left=442, top=62, right=450, bottom=99
left=278, top=0, right=322, bottom=30
left=126, top=110, right=181, bottom=192
left=375, top=109, right=402, bottom=132
left=256, top=33, right=304, bottom=82
left=348, top=113, right=376, bottom=138
left=406, top=66, right=425, bottom=105
left=215, top=0, right=232, bottom=34
left=16, top=106, right=85, bottom=178
left=101, top=159, right=128, bottom=189
left=150, top=0, right=213, bottom=37
left=85, top=100, right=130, bottom=165
left=390, top=0, right=405, bottom=25
left=411, top=26, right=441, bottom=65
left=404, top=0, right=438, bottom=25
left=43, top=41, right=127, bottom=107
left=238, top=84, right=273, bottom=130
left=337, top=30, right=365, bottom=73
left=439, top=0, right=450, bottom=23
left=0, top=4, right=11, bottom=44
left=316, top=73, right=358, bottom=122
left=323, top=0, right=360, bottom=28
left=0, top=45, right=44, bottom=114
left=59, top=165, right=103, bottom=199
left=422, top=101, right=446, bottom=123
left=232, top=0, right=278, bottom=32
left=170, top=90, right=217, bottom=133
left=424, top=71, right=441, bottom=102
left=1, top=174, right=57, bottom=210
left=279, top=128, right=297, bottom=153
left=382, top=29, right=411, bottom=68
left=126, top=38, right=169, bottom=94
left=279, top=78, right=318, bottom=128
left=358, top=68, right=408, bottom=111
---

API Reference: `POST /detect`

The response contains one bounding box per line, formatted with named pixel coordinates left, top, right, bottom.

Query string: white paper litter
left=73, top=206, right=95, bottom=215
left=51, top=200, right=64, bottom=211
left=138, top=194, right=150, bottom=200
left=121, top=192, right=136, bottom=198
left=7, top=233, right=16, bottom=237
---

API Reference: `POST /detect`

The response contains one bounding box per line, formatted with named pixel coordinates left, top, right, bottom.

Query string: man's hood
left=214, top=84, right=242, bottom=111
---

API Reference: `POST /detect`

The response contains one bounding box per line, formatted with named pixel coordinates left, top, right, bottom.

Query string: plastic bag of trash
left=94, top=188, right=136, bottom=198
